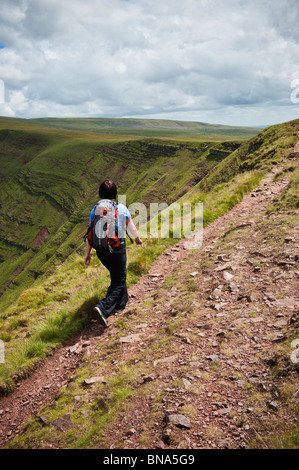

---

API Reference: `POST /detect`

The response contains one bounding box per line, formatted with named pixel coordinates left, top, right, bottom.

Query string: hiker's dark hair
left=99, top=180, right=117, bottom=199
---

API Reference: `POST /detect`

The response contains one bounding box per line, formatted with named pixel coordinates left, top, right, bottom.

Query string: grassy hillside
left=0, top=117, right=297, bottom=315
left=0, top=117, right=248, bottom=311
left=0, top=116, right=298, bottom=450
left=0, top=118, right=298, bottom=449
left=0, top=116, right=297, bottom=385
left=28, top=117, right=260, bottom=140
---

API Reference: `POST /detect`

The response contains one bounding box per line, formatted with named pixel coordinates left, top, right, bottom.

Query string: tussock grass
left=275, top=165, right=299, bottom=209
left=181, top=169, right=264, bottom=228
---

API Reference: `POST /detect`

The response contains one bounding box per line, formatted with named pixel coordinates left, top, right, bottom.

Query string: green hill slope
left=29, top=117, right=260, bottom=140
left=0, top=117, right=246, bottom=311
left=0, top=117, right=298, bottom=400
left=0, top=116, right=298, bottom=449
left=0, top=117, right=297, bottom=313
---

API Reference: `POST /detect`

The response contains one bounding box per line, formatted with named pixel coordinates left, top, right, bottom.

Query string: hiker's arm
left=84, top=240, right=92, bottom=265
left=126, top=217, right=142, bottom=245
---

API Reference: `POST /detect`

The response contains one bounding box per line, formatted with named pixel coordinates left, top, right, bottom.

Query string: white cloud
left=0, top=0, right=298, bottom=126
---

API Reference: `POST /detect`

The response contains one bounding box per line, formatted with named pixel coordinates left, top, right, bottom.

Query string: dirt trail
left=0, top=165, right=295, bottom=448
left=127, top=167, right=289, bottom=299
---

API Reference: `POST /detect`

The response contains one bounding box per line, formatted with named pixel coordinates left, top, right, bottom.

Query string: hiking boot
left=93, top=306, right=108, bottom=328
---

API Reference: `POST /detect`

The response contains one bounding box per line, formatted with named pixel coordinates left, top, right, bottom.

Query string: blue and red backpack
left=84, top=199, right=121, bottom=253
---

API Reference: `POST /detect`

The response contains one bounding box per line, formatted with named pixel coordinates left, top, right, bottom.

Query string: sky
left=0, top=0, right=299, bottom=127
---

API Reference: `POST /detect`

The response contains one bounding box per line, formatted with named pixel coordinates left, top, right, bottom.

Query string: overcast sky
left=0, top=0, right=298, bottom=127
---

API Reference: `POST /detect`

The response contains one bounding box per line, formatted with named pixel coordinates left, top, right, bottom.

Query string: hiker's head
left=99, top=180, right=117, bottom=200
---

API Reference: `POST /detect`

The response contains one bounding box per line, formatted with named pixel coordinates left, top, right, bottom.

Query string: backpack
left=84, top=199, right=122, bottom=253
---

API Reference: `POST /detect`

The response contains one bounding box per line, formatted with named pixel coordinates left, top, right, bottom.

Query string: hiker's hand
left=84, top=252, right=91, bottom=265
left=135, top=237, right=142, bottom=245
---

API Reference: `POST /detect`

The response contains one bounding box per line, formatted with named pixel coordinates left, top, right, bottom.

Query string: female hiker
left=84, top=180, right=142, bottom=328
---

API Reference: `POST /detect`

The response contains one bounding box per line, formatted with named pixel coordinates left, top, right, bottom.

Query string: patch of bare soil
left=31, top=226, right=50, bottom=248
left=0, top=165, right=298, bottom=449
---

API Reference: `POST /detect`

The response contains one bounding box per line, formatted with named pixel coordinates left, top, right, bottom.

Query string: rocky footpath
left=0, top=165, right=298, bottom=449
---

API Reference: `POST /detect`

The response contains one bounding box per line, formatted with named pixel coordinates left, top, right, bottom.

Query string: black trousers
left=96, top=243, right=128, bottom=318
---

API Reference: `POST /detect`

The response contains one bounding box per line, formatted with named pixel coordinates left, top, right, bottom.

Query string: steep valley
left=0, top=117, right=298, bottom=450
left=0, top=119, right=246, bottom=311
